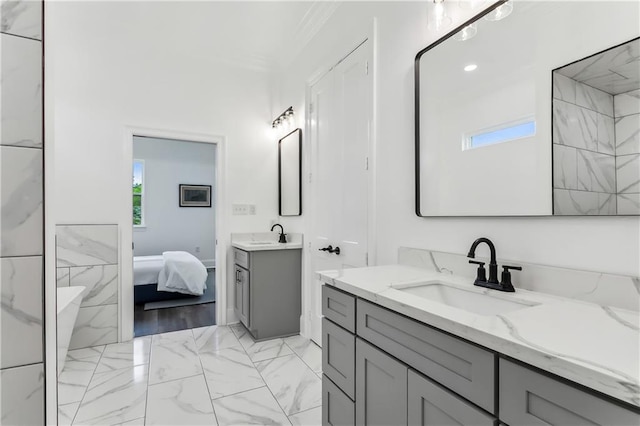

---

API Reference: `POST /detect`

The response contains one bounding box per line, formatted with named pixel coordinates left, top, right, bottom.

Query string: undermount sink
left=393, top=281, right=538, bottom=316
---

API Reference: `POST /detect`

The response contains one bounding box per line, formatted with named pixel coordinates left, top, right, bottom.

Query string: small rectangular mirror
left=279, top=128, right=302, bottom=216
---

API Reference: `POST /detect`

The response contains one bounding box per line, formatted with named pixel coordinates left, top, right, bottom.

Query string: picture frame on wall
left=179, top=184, right=212, bottom=207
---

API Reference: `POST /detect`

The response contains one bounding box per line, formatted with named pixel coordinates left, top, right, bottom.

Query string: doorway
left=131, top=136, right=217, bottom=336
left=120, top=128, right=227, bottom=342
left=306, top=39, right=374, bottom=344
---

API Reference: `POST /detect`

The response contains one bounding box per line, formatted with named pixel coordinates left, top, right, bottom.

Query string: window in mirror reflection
left=465, top=118, right=536, bottom=150
left=552, top=38, right=640, bottom=216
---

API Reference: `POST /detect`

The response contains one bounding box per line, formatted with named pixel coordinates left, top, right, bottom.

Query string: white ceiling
left=117, top=1, right=341, bottom=72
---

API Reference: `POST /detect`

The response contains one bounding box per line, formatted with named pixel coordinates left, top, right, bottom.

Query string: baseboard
left=226, top=307, right=237, bottom=325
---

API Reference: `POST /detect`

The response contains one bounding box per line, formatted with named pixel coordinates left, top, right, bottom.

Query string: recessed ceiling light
left=464, top=64, right=478, bottom=72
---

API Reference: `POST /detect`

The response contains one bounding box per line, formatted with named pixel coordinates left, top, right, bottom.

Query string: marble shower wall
left=553, top=74, right=616, bottom=215
left=398, top=247, right=640, bottom=312
left=0, top=0, right=45, bottom=423
left=56, top=224, right=120, bottom=349
left=614, top=89, right=640, bottom=214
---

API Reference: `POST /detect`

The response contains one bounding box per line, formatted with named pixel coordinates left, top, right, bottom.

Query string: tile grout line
left=67, top=345, right=106, bottom=425
left=193, top=328, right=222, bottom=425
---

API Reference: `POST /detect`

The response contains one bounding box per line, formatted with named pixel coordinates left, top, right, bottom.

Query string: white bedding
left=133, top=255, right=165, bottom=286
left=158, top=251, right=208, bottom=296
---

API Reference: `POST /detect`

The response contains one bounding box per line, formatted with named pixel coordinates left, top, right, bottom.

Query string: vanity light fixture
left=272, top=106, right=294, bottom=129
left=484, top=0, right=513, bottom=21
left=464, top=64, right=478, bottom=72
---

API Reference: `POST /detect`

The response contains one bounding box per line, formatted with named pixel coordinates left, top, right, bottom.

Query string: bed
left=134, top=252, right=208, bottom=304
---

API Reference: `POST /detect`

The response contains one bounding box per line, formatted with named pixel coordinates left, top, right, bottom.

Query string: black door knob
left=330, top=246, right=341, bottom=255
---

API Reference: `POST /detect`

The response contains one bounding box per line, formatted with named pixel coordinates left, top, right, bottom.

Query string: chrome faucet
left=467, top=237, right=521, bottom=292
left=270, top=223, right=287, bottom=243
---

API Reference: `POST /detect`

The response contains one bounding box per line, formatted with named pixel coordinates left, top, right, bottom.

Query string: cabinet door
left=499, top=359, right=640, bottom=426
left=407, top=370, right=496, bottom=426
left=355, top=338, right=407, bottom=426
left=323, top=375, right=355, bottom=426
left=234, top=266, right=250, bottom=327
left=323, top=318, right=356, bottom=399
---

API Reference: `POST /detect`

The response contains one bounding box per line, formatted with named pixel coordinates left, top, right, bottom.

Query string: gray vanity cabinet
left=499, top=359, right=640, bottom=426
left=232, top=247, right=301, bottom=340
left=408, top=370, right=496, bottom=426
left=355, top=338, right=408, bottom=426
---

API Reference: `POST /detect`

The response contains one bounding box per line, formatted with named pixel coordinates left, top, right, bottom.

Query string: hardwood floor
left=134, top=302, right=216, bottom=337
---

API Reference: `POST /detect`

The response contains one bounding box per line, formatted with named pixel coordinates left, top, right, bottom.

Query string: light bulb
left=429, top=0, right=452, bottom=32
left=484, top=1, right=513, bottom=21
left=453, top=23, right=477, bottom=41
left=464, top=64, right=478, bottom=72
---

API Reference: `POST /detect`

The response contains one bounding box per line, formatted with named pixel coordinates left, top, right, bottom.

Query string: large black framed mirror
left=278, top=128, right=302, bottom=216
left=415, top=0, right=640, bottom=217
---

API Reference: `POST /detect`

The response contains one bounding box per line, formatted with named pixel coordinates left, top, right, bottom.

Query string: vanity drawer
left=323, top=318, right=355, bottom=400
left=233, top=248, right=250, bottom=269
left=322, top=285, right=356, bottom=333
left=499, top=359, right=639, bottom=425
left=323, top=375, right=355, bottom=426
left=356, top=299, right=495, bottom=413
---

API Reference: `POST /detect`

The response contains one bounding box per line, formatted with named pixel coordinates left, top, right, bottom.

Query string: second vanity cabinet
left=321, top=285, right=640, bottom=426
left=233, top=247, right=301, bottom=340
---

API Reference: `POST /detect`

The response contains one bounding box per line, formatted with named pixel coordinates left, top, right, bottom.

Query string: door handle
left=319, top=245, right=340, bottom=255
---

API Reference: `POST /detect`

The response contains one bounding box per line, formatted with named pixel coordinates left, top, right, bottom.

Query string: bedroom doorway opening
left=131, top=135, right=219, bottom=337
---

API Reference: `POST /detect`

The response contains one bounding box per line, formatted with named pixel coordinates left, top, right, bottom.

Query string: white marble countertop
left=231, top=232, right=303, bottom=252
left=318, top=265, right=640, bottom=408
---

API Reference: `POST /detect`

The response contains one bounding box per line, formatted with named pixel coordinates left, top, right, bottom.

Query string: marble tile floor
left=58, top=324, right=322, bottom=425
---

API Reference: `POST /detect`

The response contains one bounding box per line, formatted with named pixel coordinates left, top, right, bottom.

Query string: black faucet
left=467, top=237, right=521, bottom=292
left=270, top=223, right=287, bottom=243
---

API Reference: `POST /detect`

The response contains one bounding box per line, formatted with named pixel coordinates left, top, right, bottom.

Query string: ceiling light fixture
left=464, top=64, right=478, bottom=72
left=484, top=0, right=513, bottom=21
left=272, top=106, right=294, bottom=129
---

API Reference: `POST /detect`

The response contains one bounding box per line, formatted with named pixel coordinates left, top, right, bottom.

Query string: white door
left=308, top=40, right=373, bottom=345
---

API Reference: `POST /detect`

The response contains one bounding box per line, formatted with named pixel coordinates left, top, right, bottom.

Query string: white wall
left=47, top=1, right=280, bottom=330
left=275, top=1, right=640, bottom=277
left=133, top=137, right=216, bottom=263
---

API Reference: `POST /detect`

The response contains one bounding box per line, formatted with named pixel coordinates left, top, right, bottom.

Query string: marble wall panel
left=0, top=0, right=42, bottom=40
left=617, top=154, right=640, bottom=194
left=0, top=256, right=42, bottom=369
left=57, top=267, right=70, bottom=287
left=69, top=304, right=118, bottom=350
left=618, top=193, right=640, bottom=215
left=553, top=99, right=598, bottom=151
left=0, top=33, right=42, bottom=148
left=576, top=149, right=615, bottom=193
left=0, top=146, right=43, bottom=256
left=57, top=225, right=118, bottom=267
left=0, top=363, right=44, bottom=425
left=70, top=265, right=118, bottom=307
left=614, top=89, right=640, bottom=117
left=615, top=114, right=640, bottom=156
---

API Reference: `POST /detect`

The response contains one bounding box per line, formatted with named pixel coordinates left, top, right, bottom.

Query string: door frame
left=302, top=20, right=378, bottom=341
left=121, top=126, right=228, bottom=341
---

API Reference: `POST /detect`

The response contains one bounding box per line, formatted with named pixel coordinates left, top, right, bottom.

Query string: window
left=464, top=118, right=536, bottom=150
left=133, top=160, right=145, bottom=226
